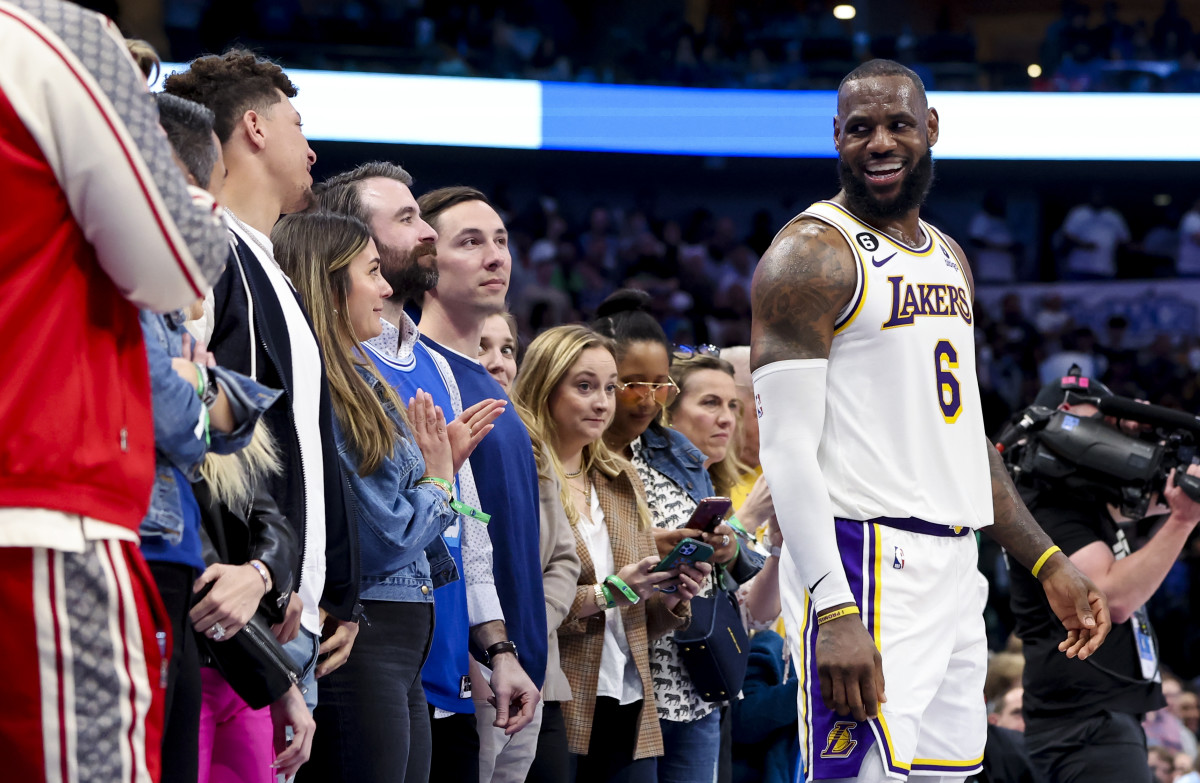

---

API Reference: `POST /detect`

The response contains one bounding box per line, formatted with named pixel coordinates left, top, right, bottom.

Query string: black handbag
left=674, top=587, right=750, bottom=702
left=201, top=612, right=300, bottom=710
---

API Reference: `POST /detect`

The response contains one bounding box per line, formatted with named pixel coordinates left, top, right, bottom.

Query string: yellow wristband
left=1031, top=545, right=1062, bottom=579
left=817, top=606, right=861, bottom=625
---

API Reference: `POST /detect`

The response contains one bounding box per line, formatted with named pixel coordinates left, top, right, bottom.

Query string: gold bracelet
left=817, top=606, right=861, bottom=625
left=1031, top=545, right=1062, bottom=579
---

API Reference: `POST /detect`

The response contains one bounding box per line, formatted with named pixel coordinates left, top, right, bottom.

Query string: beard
left=379, top=241, right=439, bottom=303
left=839, top=147, right=935, bottom=223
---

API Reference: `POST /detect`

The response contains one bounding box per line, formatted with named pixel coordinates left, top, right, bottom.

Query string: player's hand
left=815, top=605, right=886, bottom=722
left=652, top=527, right=704, bottom=559
left=1037, top=551, right=1111, bottom=660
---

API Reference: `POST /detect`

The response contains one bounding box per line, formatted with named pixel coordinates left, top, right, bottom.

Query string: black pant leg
left=526, top=701, right=569, bottom=783
left=298, top=601, right=434, bottom=783
left=149, top=561, right=201, bottom=783
left=572, top=698, right=656, bottom=783
left=428, top=707, right=480, bottom=783
left=1026, top=711, right=1153, bottom=783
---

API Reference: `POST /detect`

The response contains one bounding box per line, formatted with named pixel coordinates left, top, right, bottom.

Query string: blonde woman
left=272, top=211, right=500, bottom=782
left=512, top=325, right=709, bottom=783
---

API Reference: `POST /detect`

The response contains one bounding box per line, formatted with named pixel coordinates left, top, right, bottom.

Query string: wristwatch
left=483, top=640, right=518, bottom=665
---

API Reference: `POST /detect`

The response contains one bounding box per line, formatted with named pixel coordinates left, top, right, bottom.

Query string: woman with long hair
left=273, top=211, right=500, bottom=783
left=593, top=290, right=769, bottom=783
left=512, top=324, right=707, bottom=783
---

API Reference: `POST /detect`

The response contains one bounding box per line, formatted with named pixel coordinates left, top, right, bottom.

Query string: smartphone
left=652, top=537, right=715, bottom=572
left=687, top=497, right=733, bottom=534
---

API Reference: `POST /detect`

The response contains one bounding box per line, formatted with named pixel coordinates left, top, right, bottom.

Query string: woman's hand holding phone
left=662, top=561, right=710, bottom=609
left=615, top=556, right=677, bottom=602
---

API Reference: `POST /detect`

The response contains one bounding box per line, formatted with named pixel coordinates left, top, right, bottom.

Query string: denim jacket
left=638, top=422, right=766, bottom=586
left=338, top=364, right=458, bottom=603
left=139, top=310, right=281, bottom=545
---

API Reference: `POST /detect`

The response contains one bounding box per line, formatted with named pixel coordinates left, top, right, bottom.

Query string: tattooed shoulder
left=750, top=218, right=856, bottom=369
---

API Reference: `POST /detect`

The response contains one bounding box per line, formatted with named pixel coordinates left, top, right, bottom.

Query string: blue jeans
left=283, top=628, right=320, bottom=714
left=658, top=709, right=720, bottom=783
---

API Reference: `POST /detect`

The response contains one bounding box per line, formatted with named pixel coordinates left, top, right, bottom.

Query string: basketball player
left=748, top=59, right=1112, bottom=782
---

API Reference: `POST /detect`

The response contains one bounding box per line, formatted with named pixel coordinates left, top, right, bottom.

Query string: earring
left=333, top=309, right=339, bottom=315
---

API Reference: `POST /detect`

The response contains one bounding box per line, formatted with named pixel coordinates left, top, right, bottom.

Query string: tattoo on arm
left=749, top=221, right=856, bottom=370
left=982, top=439, right=1055, bottom=569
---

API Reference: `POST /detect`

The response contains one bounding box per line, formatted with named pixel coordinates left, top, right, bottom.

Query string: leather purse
left=201, top=612, right=300, bottom=710
left=674, top=587, right=750, bottom=702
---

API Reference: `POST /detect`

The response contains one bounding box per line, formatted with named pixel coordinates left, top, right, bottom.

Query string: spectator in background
left=1176, top=197, right=1200, bottom=276
left=478, top=312, right=521, bottom=391
left=730, top=630, right=800, bottom=783
left=969, top=190, right=1022, bottom=284
left=1034, top=293, right=1073, bottom=339
left=1152, top=0, right=1194, bottom=60
left=980, top=685, right=1035, bottom=783
left=0, top=3, right=228, bottom=779
left=1059, top=188, right=1130, bottom=279
left=988, top=686, right=1026, bottom=733
left=1150, top=746, right=1177, bottom=783
left=1176, top=687, right=1200, bottom=736
left=1039, top=327, right=1105, bottom=386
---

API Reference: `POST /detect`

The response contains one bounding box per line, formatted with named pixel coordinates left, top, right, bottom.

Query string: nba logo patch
left=855, top=232, right=879, bottom=252
left=893, top=546, right=904, bottom=570
left=755, top=393, right=764, bottom=419
left=821, top=721, right=858, bottom=758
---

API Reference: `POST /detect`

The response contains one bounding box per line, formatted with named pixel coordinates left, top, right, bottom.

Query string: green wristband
left=417, top=476, right=454, bottom=496
left=604, top=575, right=640, bottom=605
left=451, top=499, right=491, bottom=525
left=599, top=583, right=617, bottom=609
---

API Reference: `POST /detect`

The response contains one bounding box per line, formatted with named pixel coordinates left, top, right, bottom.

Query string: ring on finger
left=721, top=534, right=730, bottom=546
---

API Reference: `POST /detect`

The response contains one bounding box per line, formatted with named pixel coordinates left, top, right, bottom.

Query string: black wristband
left=483, top=640, right=518, bottom=665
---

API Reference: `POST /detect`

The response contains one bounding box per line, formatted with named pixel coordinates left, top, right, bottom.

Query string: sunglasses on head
left=673, top=344, right=720, bottom=360
left=615, top=379, right=679, bottom=407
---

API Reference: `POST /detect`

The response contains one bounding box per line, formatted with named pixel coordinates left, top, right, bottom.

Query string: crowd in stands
left=157, top=0, right=1200, bottom=93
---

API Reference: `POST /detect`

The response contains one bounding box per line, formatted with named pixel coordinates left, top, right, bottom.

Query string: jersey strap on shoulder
left=792, top=202, right=866, bottom=334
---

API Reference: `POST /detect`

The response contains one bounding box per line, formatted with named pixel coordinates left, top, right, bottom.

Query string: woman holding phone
left=593, top=291, right=769, bottom=783
left=273, top=211, right=501, bottom=782
left=512, top=324, right=707, bottom=783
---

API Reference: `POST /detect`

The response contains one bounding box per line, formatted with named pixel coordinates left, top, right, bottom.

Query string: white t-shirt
left=227, top=215, right=326, bottom=636
left=577, top=486, right=643, bottom=705
left=1062, top=205, right=1130, bottom=277
left=1177, top=210, right=1200, bottom=275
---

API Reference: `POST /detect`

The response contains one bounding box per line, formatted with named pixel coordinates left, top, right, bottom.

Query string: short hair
left=839, top=58, right=927, bottom=106
left=417, top=186, right=494, bottom=233
left=162, top=49, right=297, bottom=144
left=314, top=161, right=415, bottom=226
left=155, top=93, right=219, bottom=188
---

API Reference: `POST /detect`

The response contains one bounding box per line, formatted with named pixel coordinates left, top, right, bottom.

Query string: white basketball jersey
left=790, top=200, right=993, bottom=530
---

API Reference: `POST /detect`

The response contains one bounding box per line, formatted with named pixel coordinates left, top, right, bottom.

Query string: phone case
left=653, top=537, right=715, bottom=571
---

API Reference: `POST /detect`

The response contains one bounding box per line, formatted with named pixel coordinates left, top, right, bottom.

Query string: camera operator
left=1007, top=376, right=1200, bottom=783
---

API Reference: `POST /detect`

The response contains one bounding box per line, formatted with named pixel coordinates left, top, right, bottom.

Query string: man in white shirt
left=1060, top=189, right=1130, bottom=279
left=1176, top=197, right=1200, bottom=276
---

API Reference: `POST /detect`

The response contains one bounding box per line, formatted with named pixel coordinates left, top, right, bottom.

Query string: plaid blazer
left=557, top=461, right=691, bottom=759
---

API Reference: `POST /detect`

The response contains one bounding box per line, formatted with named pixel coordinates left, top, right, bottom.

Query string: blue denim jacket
left=139, top=310, right=281, bottom=545
left=338, top=364, right=458, bottom=603
left=639, top=422, right=716, bottom=503
left=639, top=422, right=766, bottom=586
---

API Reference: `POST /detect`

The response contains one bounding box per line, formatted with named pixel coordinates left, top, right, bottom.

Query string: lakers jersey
left=786, top=200, right=993, bottom=531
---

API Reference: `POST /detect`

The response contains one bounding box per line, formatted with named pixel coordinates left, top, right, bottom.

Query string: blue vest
left=364, top=339, right=472, bottom=713
left=423, top=337, right=548, bottom=688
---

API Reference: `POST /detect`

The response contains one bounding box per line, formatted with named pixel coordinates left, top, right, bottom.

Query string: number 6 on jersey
left=934, top=339, right=961, bottom=423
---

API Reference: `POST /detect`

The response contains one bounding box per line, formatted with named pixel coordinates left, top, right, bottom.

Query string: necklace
left=225, top=208, right=274, bottom=261
left=564, top=467, right=583, bottom=479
